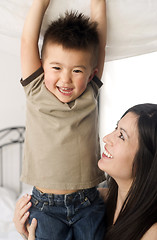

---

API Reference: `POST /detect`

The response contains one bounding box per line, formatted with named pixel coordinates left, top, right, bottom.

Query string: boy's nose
left=61, top=71, right=72, bottom=84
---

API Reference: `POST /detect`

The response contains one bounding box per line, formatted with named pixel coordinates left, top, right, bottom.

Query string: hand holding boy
left=13, top=194, right=37, bottom=240
left=13, top=194, right=32, bottom=239
left=27, top=218, right=37, bottom=240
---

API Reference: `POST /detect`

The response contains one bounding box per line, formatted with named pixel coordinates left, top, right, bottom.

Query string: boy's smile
left=42, top=43, right=97, bottom=103
left=57, top=87, right=73, bottom=95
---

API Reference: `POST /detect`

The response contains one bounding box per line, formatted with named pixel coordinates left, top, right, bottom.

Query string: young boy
left=15, top=0, right=106, bottom=239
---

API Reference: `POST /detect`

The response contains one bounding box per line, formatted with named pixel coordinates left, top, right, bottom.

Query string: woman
left=99, top=103, right=157, bottom=240
left=14, top=103, right=157, bottom=240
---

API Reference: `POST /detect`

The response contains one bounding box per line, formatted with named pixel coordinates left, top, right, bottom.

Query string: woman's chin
left=98, top=158, right=106, bottom=172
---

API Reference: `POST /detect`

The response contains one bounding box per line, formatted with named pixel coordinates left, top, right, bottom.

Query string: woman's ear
left=88, top=68, right=98, bottom=82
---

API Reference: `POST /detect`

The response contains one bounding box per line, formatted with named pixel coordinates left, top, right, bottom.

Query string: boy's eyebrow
left=74, top=65, right=87, bottom=69
left=49, top=62, right=61, bottom=65
left=49, top=62, right=87, bottom=69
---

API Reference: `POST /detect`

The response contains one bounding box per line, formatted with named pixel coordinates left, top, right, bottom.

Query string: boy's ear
left=88, top=68, right=98, bottom=82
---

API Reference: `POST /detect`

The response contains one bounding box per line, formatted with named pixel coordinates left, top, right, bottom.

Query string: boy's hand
left=13, top=194, right=32, bottom=239
left=28, top=218, right=37, bottom=240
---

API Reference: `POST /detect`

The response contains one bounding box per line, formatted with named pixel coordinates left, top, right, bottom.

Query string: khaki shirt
left=20, top=67, right=105, bottom=189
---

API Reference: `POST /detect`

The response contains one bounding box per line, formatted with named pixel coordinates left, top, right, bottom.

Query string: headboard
left=0, top=126, right=25, bottom=195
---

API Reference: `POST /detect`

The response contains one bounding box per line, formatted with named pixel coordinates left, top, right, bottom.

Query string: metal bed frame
left=0, top=126, right=25, bottom=193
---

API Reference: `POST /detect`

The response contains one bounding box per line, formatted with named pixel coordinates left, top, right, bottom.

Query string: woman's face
left=98, top=112, right=139, bottom=185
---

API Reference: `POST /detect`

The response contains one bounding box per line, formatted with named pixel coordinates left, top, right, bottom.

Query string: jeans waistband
left=32, top=186, right=98, bottom=206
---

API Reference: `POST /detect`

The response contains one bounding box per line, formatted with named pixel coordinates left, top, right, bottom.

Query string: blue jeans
left=29, top=187, right=106, bottom=240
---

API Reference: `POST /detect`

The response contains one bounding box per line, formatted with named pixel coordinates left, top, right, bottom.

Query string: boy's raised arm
left=21, top=0, right=50, bottom=79
left=90, top=0, right=106, bottom=80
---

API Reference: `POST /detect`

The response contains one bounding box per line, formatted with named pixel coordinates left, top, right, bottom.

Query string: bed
left=0, top=127, right=32, bottom=240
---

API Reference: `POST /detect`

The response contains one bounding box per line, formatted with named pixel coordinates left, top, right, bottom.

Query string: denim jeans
left=29, top=187, right=106, bottom=240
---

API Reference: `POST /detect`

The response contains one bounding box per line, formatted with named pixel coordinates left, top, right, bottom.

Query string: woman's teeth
left=104, top=148, right=113, bottom=158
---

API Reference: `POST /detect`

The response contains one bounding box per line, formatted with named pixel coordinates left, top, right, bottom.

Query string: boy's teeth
left=61, top=88, right=69, bottom=90
left=59, top=88, right=72, bottom=93
left=104, top=149, right=113, bottom=158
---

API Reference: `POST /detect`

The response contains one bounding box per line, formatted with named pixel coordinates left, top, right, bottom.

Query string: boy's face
left=42, top=43, right=97, bottom=103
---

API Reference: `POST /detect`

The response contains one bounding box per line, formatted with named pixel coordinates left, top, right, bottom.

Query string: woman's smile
left=102, top=147, right=113, bottom=159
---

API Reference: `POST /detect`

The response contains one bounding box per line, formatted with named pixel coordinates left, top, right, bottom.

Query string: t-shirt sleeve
left=90, top=75, right=103, bottom=98
left=20, top=67, right=44, bottom=97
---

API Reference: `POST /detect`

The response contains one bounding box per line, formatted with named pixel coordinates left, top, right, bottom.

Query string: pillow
left=0, top=187, right=16, bottom=221
left=0, top=187, right=17, bottom=234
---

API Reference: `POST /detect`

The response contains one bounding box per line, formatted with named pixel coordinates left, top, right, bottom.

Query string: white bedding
left=0, top=187, right=32, bottom=240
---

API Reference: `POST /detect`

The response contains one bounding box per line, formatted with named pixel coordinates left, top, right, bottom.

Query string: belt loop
left=79, top=189, right=85, bottom=201
left=48, top=194, right=54, bottom=206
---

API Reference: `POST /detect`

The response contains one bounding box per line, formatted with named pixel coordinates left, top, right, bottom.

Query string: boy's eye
left=52, top=67, right=61, bottom=70
left=73, top=69, right=82, bottom=73
left=119, top=132, right=125, bottom=141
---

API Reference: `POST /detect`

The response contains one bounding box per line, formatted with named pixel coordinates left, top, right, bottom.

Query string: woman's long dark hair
left=105, top=103, right=157, bottom=240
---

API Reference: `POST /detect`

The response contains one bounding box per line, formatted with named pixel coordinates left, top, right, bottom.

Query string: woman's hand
left=28, top=218, right=37, bottom=240
left=13, top=194, right=32, bottom=239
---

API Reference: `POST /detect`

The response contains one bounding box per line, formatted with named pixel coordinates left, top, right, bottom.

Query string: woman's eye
left=119, top=132, right=125, bottom=141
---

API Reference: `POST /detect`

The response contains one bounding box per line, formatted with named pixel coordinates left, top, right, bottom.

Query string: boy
left=16, top=0, right=106, bottom=239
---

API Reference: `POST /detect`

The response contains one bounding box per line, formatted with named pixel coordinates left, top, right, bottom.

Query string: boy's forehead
left=46, top=42, right=92, bottom=54
left=43, top=43, right=94, bottom=65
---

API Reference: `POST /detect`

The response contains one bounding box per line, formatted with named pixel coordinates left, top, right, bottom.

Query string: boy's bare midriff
left=36, top=186, right=80, bottom=194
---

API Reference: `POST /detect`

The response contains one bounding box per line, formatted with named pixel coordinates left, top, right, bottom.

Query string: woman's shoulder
left=141, top=223, right=157, bottom=240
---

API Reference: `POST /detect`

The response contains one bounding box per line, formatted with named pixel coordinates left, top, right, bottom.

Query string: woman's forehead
left=119, top=112, right=139, bottom=137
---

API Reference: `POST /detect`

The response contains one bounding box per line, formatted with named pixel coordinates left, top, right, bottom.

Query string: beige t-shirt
left=20, top=67, right=105, bottom=189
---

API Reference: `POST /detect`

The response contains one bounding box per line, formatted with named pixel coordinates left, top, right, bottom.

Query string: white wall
left=0, top=34, right=25, bottom=129
left=99, top=51, right=157, bottom=151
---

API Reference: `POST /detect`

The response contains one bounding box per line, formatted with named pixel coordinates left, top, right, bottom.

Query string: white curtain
left=0, top=0, right=157, bottom=60
left=105, top=0, right=157, bottom=61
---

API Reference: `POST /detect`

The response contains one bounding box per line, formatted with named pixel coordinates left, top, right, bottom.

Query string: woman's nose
left=103, top=132, right=114, bottom=146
